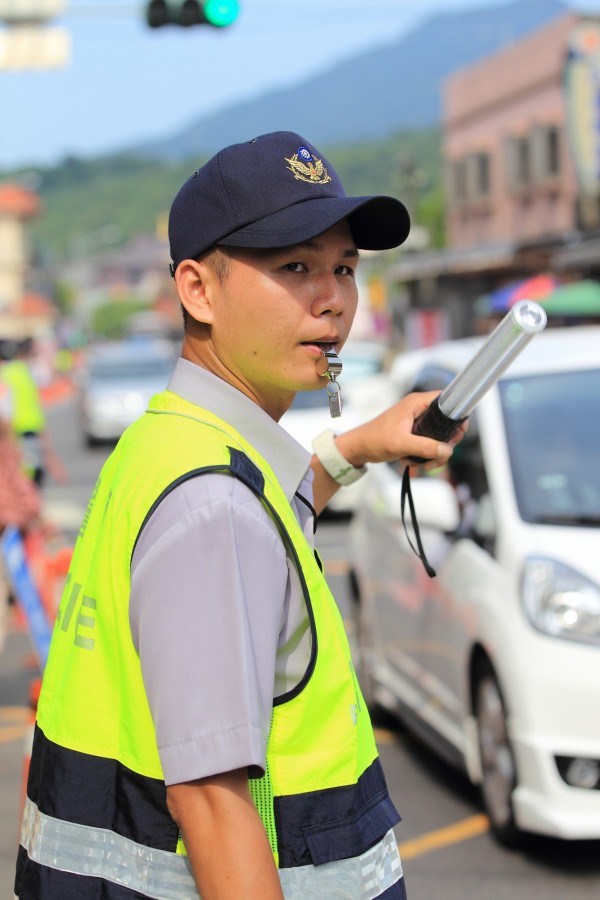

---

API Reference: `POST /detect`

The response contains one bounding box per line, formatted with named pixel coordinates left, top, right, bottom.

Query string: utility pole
left=0, top=1, right=70, bottom=70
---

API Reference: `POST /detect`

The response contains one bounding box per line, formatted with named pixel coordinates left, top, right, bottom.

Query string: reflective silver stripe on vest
left=279, top=829, right=403, bottom=900
left=20, top=797, right=402, bottom=900
left=20, top=797, right=197, bottom=899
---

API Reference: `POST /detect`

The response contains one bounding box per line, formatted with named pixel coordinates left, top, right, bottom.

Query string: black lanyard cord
left=400, top=467, right=437, bottom=578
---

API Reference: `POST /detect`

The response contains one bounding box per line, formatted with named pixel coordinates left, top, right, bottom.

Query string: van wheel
left=475, top=663, right=522, bottom=847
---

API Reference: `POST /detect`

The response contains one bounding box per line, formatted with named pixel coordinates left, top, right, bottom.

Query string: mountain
left=17, top=0, right=567, bottom=263
left=137, top=0, right=566, bottom=161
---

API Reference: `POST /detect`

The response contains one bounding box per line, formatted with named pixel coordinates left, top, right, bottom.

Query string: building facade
left=444, top=12, right=578, bottom=252
left=393, top=11, right=600, bottom=343
left=0, top=184, right=40, bottom=318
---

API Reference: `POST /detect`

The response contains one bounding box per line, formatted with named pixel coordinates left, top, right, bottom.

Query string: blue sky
left=0, top=0, right=592, bottom=169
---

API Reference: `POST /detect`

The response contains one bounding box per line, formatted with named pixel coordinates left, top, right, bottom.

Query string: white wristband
left=312, top=429, right=367, bottom=486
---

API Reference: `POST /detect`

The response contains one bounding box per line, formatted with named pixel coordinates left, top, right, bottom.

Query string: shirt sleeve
left=129, top=472, right=289, bottom=786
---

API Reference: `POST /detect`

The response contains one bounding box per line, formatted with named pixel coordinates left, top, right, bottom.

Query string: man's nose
left=311, top=274, right=346, bottom=317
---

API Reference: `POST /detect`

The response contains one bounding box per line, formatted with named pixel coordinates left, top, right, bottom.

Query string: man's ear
left=175, top=259, right=215, bottom=325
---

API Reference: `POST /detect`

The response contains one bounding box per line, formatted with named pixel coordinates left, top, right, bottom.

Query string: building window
left=465, top=152, right=491, bottom=200
left=532, top=124, right=561, bottom=180
left=507, top=126, right=561, bottom=190
left=506, top=135, right=532, bottom=190
left=516, top=137, right=531, bottom=185
left=448, top=153, right=491, bottom=205
left=474, top=152, right=491, bottom=196
left=447, top=159, right=467, bottom=205
left=547, top=126, right=560, bottom=176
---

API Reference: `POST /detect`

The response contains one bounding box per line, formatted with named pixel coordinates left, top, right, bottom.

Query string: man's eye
left=282, top=262, right=306, bottom=273
left=336, top=265, right=356, bottom=277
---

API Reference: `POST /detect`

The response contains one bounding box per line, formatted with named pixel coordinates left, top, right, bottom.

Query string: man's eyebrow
left=285, top=240, right=360, bottom=258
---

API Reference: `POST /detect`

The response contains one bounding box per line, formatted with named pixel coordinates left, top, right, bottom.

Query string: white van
left=350, top=326, right=600, bottom=845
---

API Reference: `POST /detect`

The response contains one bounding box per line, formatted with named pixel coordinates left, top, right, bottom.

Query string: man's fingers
left=402, top=436, right=453, bottom=464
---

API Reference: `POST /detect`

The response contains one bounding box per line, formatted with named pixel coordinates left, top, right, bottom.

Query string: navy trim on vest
left=274, top=757, right=401, bottom=868
left=224, top=447, right=318, bottom=704
left=294, top=490, right=318, bottom=533
left=133, top=451, right=319, bottom=706
left=228, top=446, right=265, bottom=493
left=15, top=845, right=149, bottom=900
left=314, top=548, right=324, bottom=573
left=26, top=724, right=179, bottom=851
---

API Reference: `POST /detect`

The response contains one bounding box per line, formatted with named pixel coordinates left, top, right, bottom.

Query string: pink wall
left=443, top=12, right=579, bottom=249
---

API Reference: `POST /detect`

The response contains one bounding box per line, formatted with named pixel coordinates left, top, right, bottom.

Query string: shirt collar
left=167, top=358, right=312, bottom=502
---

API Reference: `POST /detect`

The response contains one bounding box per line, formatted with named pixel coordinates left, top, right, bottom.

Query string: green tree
left=91, top=300, right=151, bottom=340
left=416, top=184, right=446, bottom=248
left=53, top=280, right=76, bottom=316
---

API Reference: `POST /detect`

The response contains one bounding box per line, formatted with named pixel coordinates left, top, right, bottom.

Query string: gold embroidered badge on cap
left=285, top=145, right=331, bottom=185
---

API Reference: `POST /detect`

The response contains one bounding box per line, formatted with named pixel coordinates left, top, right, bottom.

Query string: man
left=16, top=132, right=462, bottom=899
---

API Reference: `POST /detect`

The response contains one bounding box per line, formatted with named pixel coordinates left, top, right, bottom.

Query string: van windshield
left=500, top=369, right=600, bottom=525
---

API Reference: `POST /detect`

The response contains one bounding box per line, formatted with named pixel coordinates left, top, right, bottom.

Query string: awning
left=391, top=241, right=516, bottom=280
left=551, top=235, right=600, bottom=271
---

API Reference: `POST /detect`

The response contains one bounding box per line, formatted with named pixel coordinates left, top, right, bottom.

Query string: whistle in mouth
left=317, top=348, right=343, bottom=418
left=316, top=348, right=343, bottom=379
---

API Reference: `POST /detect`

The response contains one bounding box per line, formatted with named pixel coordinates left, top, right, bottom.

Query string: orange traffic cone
left=23, top=529, right=72, bottom=624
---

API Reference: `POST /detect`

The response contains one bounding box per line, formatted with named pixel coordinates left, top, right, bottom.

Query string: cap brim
left=217, top=195, right=410, bottom=252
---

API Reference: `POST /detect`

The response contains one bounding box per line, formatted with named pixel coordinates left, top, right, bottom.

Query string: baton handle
left=414, top=397, right=466, bottom=443
left=409, top=398, right=466, bottom=464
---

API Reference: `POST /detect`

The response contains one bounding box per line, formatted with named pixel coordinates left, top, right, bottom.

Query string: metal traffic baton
left=404, top=299, right=547, bottom=576
left=412, top=299, right=547, bottom=451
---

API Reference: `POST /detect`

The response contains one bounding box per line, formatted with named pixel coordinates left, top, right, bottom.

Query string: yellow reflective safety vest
left=1, top=359, right=46, bottom=435
left=17, top=390, right=403, bottom=899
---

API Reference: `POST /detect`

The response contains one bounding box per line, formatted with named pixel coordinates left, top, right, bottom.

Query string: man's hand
left=166, top=768, right=284, bottom=900
left=335, top=390, right=466, bottom=468
left=311, top=391, right=468, bottom=513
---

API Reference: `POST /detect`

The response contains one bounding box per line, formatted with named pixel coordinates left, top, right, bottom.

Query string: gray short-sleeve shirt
left=129, top=359, right=316, bottom=786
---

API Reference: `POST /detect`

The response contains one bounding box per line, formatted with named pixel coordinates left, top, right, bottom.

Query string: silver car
left=79, top=339, right=176, bottom=446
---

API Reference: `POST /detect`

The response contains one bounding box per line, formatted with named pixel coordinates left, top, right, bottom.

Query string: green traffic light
left=145, top=0, right=240, bottom=29
left=203, top=0, right=239, bottom=27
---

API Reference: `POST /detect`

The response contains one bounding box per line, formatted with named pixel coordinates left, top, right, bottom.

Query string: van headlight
left=521, top=558, right=600, bottom=646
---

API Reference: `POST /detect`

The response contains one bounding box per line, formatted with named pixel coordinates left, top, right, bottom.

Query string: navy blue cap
left=168, top=131, right=410, bottom=272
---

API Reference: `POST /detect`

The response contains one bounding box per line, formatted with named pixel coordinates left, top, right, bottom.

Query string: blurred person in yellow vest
left=0, top=375, right=43, bottom=648
left=0, top=338, right=67, bottom=487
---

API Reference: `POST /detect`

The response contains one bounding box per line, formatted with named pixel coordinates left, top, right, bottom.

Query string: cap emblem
left=285, top=147, right=331, bottom=185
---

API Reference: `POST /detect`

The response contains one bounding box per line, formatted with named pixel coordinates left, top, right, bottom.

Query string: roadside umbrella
left=541, top=280, right=600, bottom=317
left=475, top=273, right=559, bottom=315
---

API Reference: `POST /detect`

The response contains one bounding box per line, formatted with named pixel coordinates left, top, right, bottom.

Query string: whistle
left=317, top=348, right=343, bottom=418
left=316, top=348, right=343, bottom=379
